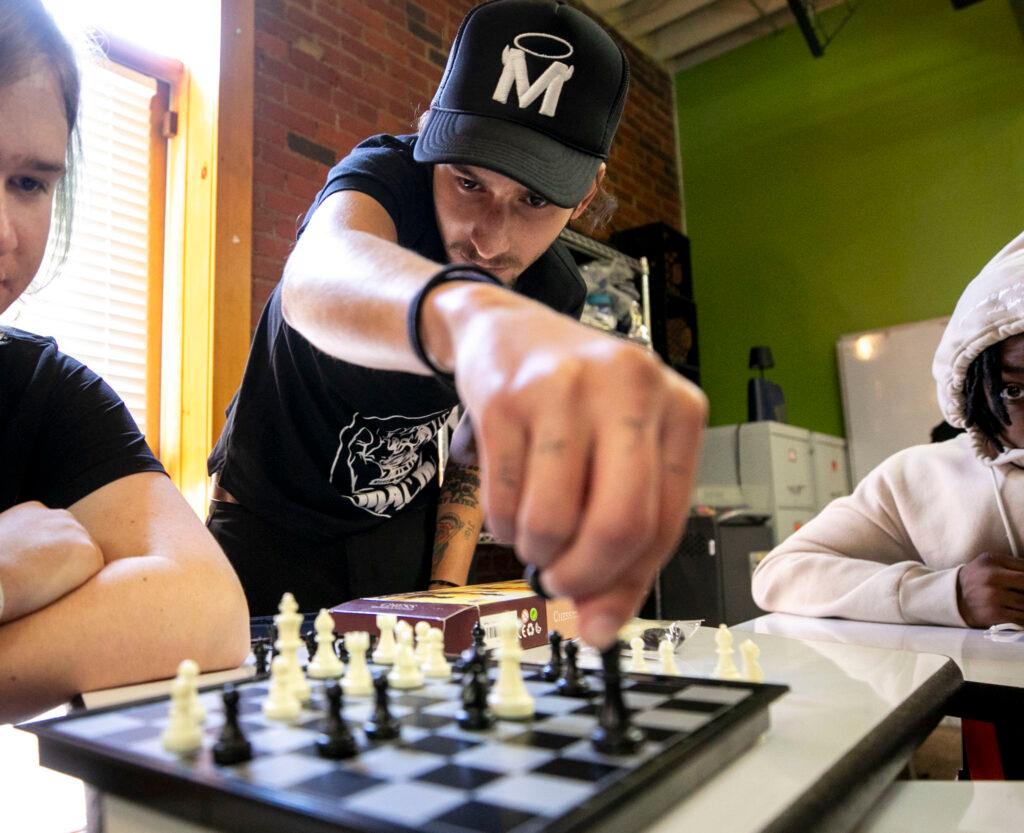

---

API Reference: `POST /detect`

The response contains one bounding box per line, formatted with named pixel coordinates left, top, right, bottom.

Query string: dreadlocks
left=963, top=341, right=1011, bottom=450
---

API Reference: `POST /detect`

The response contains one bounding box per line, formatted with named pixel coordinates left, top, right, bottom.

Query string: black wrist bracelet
left=407, top=263, right=503, bottom=386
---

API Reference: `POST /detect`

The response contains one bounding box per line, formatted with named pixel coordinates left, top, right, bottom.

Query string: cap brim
left=413, top=109, right=602, bottom=208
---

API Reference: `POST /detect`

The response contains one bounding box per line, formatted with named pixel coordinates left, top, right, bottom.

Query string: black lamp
left=747, top=346, right=786, bottom=423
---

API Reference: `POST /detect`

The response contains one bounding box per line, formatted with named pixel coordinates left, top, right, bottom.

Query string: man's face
left=432, top=163, right=599, bottom=286
left=0, top=67, right=68, bottom=315
left=998, top=333, right=1024, bottom=449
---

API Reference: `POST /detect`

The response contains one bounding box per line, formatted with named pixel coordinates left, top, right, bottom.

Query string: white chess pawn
left=423, top=628, right=452, bottom=679
left=388, top=628, right=424, bottom=689
left=414, top=621, right=431, bottom=665
left=263, top=655, right=301, bottom=722
left=713, top=624, right=741, bottom=680
left=395, top=619, right=413, bottom=642
left=162, top=677, right=203, bottom=754
left=658, top=638, right=679, bottom=675
left=628, top=637, right=649, bottom=673
left=342, top=631, right=373, bottom=696
left=488, top=620, right=534, bottom=719
left=176, top=658, right=205, bottom=725
left=740, top=639, right=764, bottom=683
left=372, top=614, right=397, bottom=665
left=307, top=608, right=344, bottom=679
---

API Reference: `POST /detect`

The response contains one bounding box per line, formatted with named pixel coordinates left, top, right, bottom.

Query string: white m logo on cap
left=492, top=33, right=574, bottom=118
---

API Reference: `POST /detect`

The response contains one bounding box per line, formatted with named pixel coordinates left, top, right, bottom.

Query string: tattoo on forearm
left=441, top=464, right=481, bottom=508
left=433, top=511, right=466, bottom=568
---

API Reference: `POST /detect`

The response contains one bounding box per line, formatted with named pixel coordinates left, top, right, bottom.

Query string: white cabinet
left=697, top=421, right=844, bottom=545
left=810, top=431, right=851, bottom=512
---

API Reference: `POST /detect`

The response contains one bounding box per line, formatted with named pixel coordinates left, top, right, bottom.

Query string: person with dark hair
left=753, top=231, right=1024, bottom=628
left=0, top=0, right=250, bottom=724
left=207, top=0, right=706, bottom=647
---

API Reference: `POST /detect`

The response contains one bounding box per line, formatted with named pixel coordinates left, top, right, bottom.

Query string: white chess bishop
left=488, top=620, right=534, bottom=719
left=372, top=614, right=397, bottom=665
left=162, top=672, right=202, bottom=754
left=713, top=624, right=741, bottom=681
left=307, top=608, right=344, bottom=680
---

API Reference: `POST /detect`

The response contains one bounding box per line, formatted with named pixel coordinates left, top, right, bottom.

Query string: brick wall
left=252, top=0, right=682, bottom=328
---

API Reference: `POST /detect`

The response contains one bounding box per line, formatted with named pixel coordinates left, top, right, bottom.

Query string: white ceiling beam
left=648, top=0, right=789, bottom=61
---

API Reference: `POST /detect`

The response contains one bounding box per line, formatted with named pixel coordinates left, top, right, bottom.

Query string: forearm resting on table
left=0, top=551, right=249, bottom=724
left=431, top=463, right=483, bottom=586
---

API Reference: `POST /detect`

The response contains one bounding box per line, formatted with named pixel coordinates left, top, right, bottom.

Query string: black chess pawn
left=267, top=623, right=279, bottom=658
left=556, top=640, right=591, bottom=697
left=541, top=631, right=563, bottom=682
left=213, top=685, right=253, bottom=765
left=455, top=620, right=490, bottom=675
left=456, top=662, right=495, bottom=730
left=591, top=641, right=645, bottom=756
left=363, top=674, right=400, bottom=740
left=303, top=629, right=318, bottom=665
left=334, top=633, right=349, bottom=664
left=251, top=638, right=270, bottom=676
left=317, top=682, right=359, bottom=759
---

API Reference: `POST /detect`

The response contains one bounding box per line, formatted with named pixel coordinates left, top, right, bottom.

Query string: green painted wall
left=675, top=0, right=1024, bottom=436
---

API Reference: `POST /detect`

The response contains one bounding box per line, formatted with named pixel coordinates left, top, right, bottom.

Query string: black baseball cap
left=414, top=0, right=629, bottom=208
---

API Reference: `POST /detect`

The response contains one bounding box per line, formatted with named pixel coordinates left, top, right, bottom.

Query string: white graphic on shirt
left=330, top=410, right=451, bottom=517
left=492, top=33, right=574, bottom=118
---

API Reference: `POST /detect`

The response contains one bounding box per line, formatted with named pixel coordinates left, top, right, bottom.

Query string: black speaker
left=640, top=513, right=773, bottom=626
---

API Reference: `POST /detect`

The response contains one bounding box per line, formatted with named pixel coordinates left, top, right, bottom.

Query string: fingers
left=573, top=571, right=653, bottom=648
left=476, top=398, right=527, bottom=545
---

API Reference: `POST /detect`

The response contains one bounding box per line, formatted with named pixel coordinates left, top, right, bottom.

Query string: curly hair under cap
left=963, top=341, right=1012, bottom=451
left=0, top=0, right=82, bottom=277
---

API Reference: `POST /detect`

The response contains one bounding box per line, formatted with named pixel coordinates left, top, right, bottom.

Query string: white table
left=54, top=625, right=963, bottom=833
left=851, top=783, right=1024, bottom=832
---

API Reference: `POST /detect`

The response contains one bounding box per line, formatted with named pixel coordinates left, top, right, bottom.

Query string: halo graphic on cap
left=513, top=32, right=573, bottom=60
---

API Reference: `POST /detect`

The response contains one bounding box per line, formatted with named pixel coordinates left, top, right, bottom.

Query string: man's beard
left=447, top=242, right=523, bottom=280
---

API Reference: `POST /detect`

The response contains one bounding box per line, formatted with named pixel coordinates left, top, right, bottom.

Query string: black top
left=209, top=134, right=585, bottom=542
left=0, top=327, right=164, bottom=511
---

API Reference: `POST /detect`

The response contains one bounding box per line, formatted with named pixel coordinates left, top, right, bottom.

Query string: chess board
left=25, top=664, right=787, bottom=833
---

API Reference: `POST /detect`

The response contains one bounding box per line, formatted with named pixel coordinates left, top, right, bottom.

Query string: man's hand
left=436, top=285, right=707, bottom=647
left=957, top=551, right=1024, bottom=628
left=0, top=502, right=104, bottom=623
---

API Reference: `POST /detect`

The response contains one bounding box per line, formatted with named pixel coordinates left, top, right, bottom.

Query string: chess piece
left=363, top=674, right=401, bottom=740
left=335, top=634, right=349, bottom=664
left=556, top=640, right=591, bottom=697
left=488, top=620, right=534, bottom=719
left=267, top=623, right=279, bottom=659
left=388, top=627, right=425, bottom=689
left=456, top=661, right=495, bottom=730
left=308, top=609, right=345, bottom=679
left=303, top=629, right=318, bottom=666
left=541, top=630, right=563, bottom=682
left=592, top=641, right=645, bottom=755
left=276, top=592, right=311, bottom=703
left=423, top=628, right=452, bottom=679
left=628, top=637, right=649, bottom=673
left=263, top=655, right=301, bottom=722
left=213, top=685, right=252, bottom=765
left=372, top=614, right=397, bottom=665
left=252, top=638, right=270, bottom=676
left=177, top=659, right=205, bottom=725
left=658, top=638, right=679, bottom=676
left=341, top=631, right=374, bottom=696
left=713, top=624, right=741, bottom=680
left=414, top=621, right=431, bottom=665
left=316, top=682, right=358, bottom=759
left=162, top=676, right=203, bottom=755
left=456, top=620, right=490, bottom=675
left=740, top=639, right=764, bottom=683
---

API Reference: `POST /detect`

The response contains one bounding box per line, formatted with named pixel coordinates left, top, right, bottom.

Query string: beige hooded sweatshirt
left=751, top=231, right=1024, bottom=627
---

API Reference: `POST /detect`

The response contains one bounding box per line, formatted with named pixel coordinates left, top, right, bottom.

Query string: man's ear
left=570, top=163, right=606, bottom=221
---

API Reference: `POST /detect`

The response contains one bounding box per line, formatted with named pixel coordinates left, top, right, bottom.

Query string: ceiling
left=580, top=0, right=848, bottom=74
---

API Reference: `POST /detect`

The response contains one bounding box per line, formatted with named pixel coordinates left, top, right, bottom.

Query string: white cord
left=989, top=465, right=1020, bottom=558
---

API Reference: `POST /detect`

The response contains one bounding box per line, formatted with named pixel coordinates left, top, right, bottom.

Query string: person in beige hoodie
left=752, top=232, right=1024, bottom=629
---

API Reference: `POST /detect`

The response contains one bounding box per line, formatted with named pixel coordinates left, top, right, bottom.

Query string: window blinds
left=1, top=61, right=158, bottom=436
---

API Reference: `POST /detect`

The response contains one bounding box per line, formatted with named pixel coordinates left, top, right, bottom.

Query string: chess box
left=330, top=580, right=578, bottom=654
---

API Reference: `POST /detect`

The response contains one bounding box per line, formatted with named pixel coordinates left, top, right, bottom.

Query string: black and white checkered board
left=26, top=664, right=786, bottom=833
